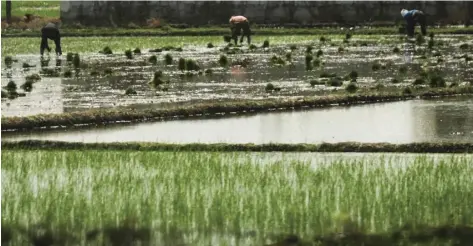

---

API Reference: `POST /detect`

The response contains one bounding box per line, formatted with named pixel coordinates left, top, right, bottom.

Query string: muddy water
left=2, top=35, right=472, bottom=117
left=3, top=96, right=472, bottom=143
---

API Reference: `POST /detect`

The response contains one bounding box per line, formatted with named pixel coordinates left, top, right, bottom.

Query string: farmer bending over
left=229, top=15, right=251, bottom=45
left=401, top=8, right=427, bottom=37
left=41, top=22, right=62, bottom=56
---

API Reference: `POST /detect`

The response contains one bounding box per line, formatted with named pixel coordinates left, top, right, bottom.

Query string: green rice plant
left=415, top=34, right=425, bottom=45
left=316, top=49, right=323, bottom=57
left=125, top=49, right=133, bottom=59
left=175, top=47, right=183, bottom=52
left=312, top=58, right=321, bottom=67
left=148, top=55, right=158, bottom=65
left=149, top=71, right=164, bottom=88
left=207, top=42, right=214, bottom=48
left=63, top=70, right=72, bottom=78
left=249, top=44, right=257, bottom=50
left=345, top=82, right=358, bottom=93
left=403, top=86, right=413, bottom=95
left=102, top=46, right=113, bottom=55
left=66, top=52, right=74, bottom=62
left=391, top=78, right=400, bottom=84
left=133, top=48, right=142, bottom=54
left=72, top=53, right=80, bottom=69
left=262, top=40, right=270, bottom=48
left=164, top=54, right=173, bottom=65
left=20, top=81, right=33, bottom=92
left=1, top=90, right=8, bottom=98
left=345, top=32, right=352, bottom=40
left=372, top=62, right=381, bottom=71
left=305, top=54, right=313, bottom=67
left=270, top=55, right=285, bottom=66
left=5, top=81, right=17, bottom=92
left=348, top=70, right=358, bottom=81
left=90, top=70, right=99, bottom=76
left=149, top=48, right=163, bottom=53
left=338, top=46, right=345, bottom=53
left=309, top=79, right=324, bottom=87
left=178, top=58, right=186, bottom=70
left=185, top=59, right=199, bottom=71
left=219, top=55, right=229, bottom=67
left=428, top=39, right=434, bottom=50
left=22, top=62, right=35, bottom=68
left=4, top=56, right=13, bottom=67
left=399, top=65, right=408, bottom=74
left=3, top=150, right=471, bottom=246
left=413, top=78, right=425, bottom=85
left=205, top=68, right=213, bottom=75
left=306, top=46, right=313, bottom=53
left=429, top=32, right=435, bottom=39
left=285, top=52, right=292, bottom=61
left=393, top=47, right=400, bottom=53
left=374, top=83, right=385, bottom=90
left=289, top=44, right=297, bottom=51
left=265, top=83, right=275, bottom=92
left=327, top=77, right=343, bottom=87
left=163, top=46, right=175, bottom=51
left=104, top=68, right=113, bottom=76
left=40, top=57, right=50, bottom=67
left=459, top=43, right=469, bottom=50
left=319, top=36, right=327, bottom=43
left=25, top=74, right=41, bottom=83
left=41, top=68, right=60, bottom=77
left=429, top=74, right=446, bottom=88
left=125, top=87, right=137, bottom=95
left=320, top=72, right=337, bottom=78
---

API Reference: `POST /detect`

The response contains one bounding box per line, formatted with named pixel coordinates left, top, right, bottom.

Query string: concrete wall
left=60, top=1, right=473, bottom=27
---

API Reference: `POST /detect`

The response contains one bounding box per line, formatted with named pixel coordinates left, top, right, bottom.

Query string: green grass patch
left=1, top=0, right=60, bottom=19
left=1, top=35, right=338, bottom=56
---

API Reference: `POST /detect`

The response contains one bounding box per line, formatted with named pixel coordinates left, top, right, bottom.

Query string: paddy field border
left=2, top=87, right=473, bottom=133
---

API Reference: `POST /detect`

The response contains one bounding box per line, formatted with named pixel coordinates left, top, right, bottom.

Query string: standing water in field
left=2, top=35, right=472, bottom=117
left=3, top=96, right=473, bottom=144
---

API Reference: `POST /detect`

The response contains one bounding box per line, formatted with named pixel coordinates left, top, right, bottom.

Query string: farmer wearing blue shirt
left=401, top=9, right=427, bottom=37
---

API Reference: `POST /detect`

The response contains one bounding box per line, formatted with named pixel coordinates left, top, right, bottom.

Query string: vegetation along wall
left=60, top=1, right=473, bottom=27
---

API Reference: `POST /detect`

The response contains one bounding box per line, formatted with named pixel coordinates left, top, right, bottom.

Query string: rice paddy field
left=2, top=8, right=473, bottom=244
left=2, top=150, right=473, bottom=245
left=2, top=34, right=473, bottom=117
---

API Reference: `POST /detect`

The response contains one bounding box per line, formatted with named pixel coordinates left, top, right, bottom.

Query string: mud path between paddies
left=2, top=34, right=472, bottom=117
left=3, top=96, right=472, bottom=144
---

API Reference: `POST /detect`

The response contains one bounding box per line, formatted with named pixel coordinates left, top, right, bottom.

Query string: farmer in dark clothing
left=401, top=9, right=427, bottom=37
left=229, top=15, right=251, bottom=45
left=40, top=22, right=62, bottom=56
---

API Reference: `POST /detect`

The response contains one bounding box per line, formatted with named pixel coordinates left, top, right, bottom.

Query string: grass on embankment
left=0, top=0, right=59, bottom=19
left=3, top=25, right=473, bottom=38
left=2, top=35, right=320, bottom=55
left=1, top=150, right=473, bottom=245
left=2, top=87, right=473, bottom=132
left=3, top=140, right=473, bottom=153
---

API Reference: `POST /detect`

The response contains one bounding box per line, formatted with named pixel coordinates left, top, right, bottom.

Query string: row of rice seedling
left=2, top=150, right=472, bottom=245
left=3, top=86, right=473, bottom=132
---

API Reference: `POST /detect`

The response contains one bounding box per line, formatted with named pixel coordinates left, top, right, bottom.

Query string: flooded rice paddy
left=2, top=34, right=472, bottom=117
left=3, top=96, right=473, bottom=143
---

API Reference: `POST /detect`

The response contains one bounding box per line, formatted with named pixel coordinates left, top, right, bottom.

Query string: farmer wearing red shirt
left=229, top=15, right=251, bottom=45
